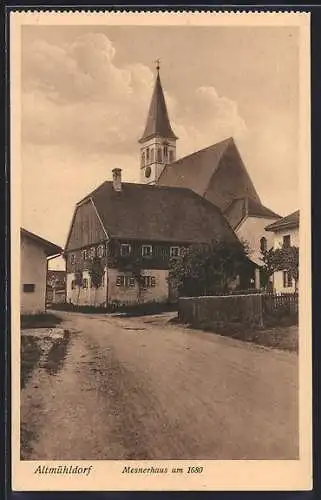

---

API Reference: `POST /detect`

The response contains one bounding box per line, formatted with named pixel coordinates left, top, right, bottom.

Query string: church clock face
left=145, top=166, right=152, bottom=178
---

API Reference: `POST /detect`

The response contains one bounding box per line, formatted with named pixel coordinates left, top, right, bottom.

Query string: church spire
left=139, top=61, right=177, bottom=144
left=139, top=62, right=177, bottom=185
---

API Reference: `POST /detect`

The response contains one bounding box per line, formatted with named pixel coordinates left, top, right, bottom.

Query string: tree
left=168, top=239, right=252, bottom=297
left=88, top=256, right=105, bottom=306
left=260, top=245, right=299, bottom=291
left=74, top=268, right=83, bottom=306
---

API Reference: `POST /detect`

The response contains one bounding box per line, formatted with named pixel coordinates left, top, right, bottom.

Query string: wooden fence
left=262, top=292, right=298, bottom=316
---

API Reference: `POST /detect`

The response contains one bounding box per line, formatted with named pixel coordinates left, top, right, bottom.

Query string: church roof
left=265, top=210, right=299, bottom=232
left=224, top=197, right=281, bottom=230
left=75, top=182, right=237, bottom=246
left=157, top=137, right=261, bottom=212
left=139, top=72, right=177, bottom=143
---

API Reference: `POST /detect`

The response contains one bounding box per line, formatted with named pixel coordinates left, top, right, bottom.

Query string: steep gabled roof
left=21, top=228, right=63, bottom=256
left=157, top=137, right=261, bottom=212
left=224, top=197, right=281, bottom=230
left=74, top=182, right=237, bottom=246
left=265, top=210, right=300, bottom=232
left=158, top=138, right=231, bottom=194
left=139, top=72, right=177, bottom=143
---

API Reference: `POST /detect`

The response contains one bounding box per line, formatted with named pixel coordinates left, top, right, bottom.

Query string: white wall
left=236, top=216, right=279, bottom=266
left=21, top=235, right=47, bottom=314
left=66, top=269, right=107, bottom=307
left=66, top=267, right=169, bottom=307
left=271, top=227, right=299, bottom=293
left=272, top=227, right=299, bottom=249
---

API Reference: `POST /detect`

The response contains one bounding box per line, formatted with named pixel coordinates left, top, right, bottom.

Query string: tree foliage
left=168, top=239, right=252, bottom=297
left=260, top=245, right=299, bottom=289
left=88, top=256, right=105, bottom=289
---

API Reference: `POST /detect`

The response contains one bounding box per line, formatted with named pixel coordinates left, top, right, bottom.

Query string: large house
left=64, top=169, right=243, bottom=307
left=21, top=228, right=62, bottom=314
left=265, top=210, right=300, bottom=293
left=138, top=67, right=282, bottom=288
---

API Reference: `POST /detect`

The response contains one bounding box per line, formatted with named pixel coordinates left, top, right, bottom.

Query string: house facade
left=64, top=170, right=241, bottom=307
left=21, top=229, right=62, bottom=314
left=265, top=210, right=300, bottom=293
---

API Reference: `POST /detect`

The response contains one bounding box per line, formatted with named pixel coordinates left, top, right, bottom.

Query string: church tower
left=139, top=61, right=178, bottom=184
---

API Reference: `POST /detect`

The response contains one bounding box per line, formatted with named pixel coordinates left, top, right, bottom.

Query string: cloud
left=22, top=32, right=247, bottom=158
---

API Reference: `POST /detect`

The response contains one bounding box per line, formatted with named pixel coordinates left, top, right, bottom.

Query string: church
left=64, top=64, right=281, bottom=307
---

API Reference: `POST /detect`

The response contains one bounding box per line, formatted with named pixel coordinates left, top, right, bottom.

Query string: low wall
left=178, top=294, right=264, bottom=328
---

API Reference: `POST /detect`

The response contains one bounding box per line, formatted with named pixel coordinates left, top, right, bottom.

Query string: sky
left=21, top=24, right=300, bottom=258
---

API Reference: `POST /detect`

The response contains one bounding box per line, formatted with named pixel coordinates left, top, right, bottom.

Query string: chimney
left=112, top=168, right=122, bottom=192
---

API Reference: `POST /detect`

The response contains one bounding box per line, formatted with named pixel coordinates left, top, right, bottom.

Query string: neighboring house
left=265, top=210, right=300, bottom=293
left=21, top=228, right=63, bottom=314
left=138, top=67, right=281, bottom=284
left=46, top=270, right=66, bottom=306
left=64, top=169, right=242, bottom=307
left=224, top=197, right=281, bottom=287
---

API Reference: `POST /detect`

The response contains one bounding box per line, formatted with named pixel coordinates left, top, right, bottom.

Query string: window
left=82, top=249, right=88, bottom=260
left=142, top=245, right=153, bottom=257
left=170, top=246, right=180, bottom=258
left=141, top=152, right=145, bottom=167
left=157, top=148, right=162, bottom=163
left=89, top=247, right=96, bottom=259
left=146, top=148, right=150, bottom=163
left=169, top=150, right=174, bottom=163
left=260, top=237, right=267, bottom=252
left=141, top=276, right=157, bottom=289
left=116, top=275, right=136, bottom=288
left=71, top=280, right=76, bottom=290
left=23, top=284, right=35, bottom=293
left=283, top=271, right=293, bottom=288
left=151, top=148, right=155, bottom=163
left=97, top=244, right=105, bottom=258
left=70, top=254, right=76, bottom=264
left=82, top=278, right=88, bottom=289
left=283, top=235, right=291, bottom=248
left=120, top=243, right=131, bottom=257
left=164, top=145, right=168, bottom=160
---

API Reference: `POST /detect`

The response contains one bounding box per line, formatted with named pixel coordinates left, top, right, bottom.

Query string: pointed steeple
left=139, top=64, right=177, bottom=143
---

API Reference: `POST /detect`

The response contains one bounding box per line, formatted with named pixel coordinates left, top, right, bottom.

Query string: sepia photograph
left=11, top=10, right=311, bottom=491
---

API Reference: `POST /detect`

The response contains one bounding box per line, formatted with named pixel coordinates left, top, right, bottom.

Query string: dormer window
left=157, top=148, right=162, bottom=163
left=169, top=150, right=174, bottom=163
left=146, top=148, right=150, bottom=163
left=120, top=243, right=131, bottom=257
left=142, top=245, right=153, bottom=257
left=141, top=152, right=145, bottom=167
left=151, top=148, right=155, bottom=163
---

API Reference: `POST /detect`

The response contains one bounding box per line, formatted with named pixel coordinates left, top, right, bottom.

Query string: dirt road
left=21, top=311, right=298, bottom=460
